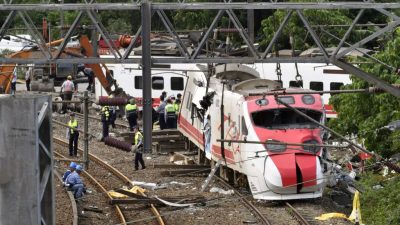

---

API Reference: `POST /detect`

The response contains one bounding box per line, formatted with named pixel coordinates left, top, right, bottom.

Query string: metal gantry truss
left=0, top=2, right=399, bottom=93
left=1, top=1, right=400, bottom=152
left=0, top=1, right=399, bottom=63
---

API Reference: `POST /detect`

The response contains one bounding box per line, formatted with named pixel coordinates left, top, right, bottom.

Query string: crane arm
left=78, top=35, right=114, bottom=95
left=0, top=51, right=32, bottom=94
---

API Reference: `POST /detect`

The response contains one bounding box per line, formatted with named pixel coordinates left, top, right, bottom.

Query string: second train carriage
left=178, top=64, right=330, bottom=200
left=94, top=62, right=350, bottom=117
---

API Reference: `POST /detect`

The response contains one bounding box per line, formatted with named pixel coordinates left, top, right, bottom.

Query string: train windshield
left=251, top=108, right=322, bottom=129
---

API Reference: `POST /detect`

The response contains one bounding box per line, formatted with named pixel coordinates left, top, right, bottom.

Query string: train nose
left=264, top=154, right=322, bottom=194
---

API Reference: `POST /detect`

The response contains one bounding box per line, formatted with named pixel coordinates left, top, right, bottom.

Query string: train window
left=277, top=96, right=295, bottom=105
left=134, top=76, right=142, bottom=89
left=241, top=117, right=248, bottom=136
left=152, top=76, right=164, bottom=90
left=330, top=82, right=344, bottom=91
left=171, top=77, right=184, bottom=90
left=289, top=80, right=303, bottom=88
left=274, top=80, right=283, bottom=87
left=310, top=82, right=323, bottom=91
left=251, top=108, right=321, bottom=129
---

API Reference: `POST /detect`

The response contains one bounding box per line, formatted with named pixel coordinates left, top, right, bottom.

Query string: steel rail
left=285, top=202, right=311, bottom=225
left=53, top=137, right=165, bottom=225
left=54, top=171, right=79, bottom=225
left=53, top=150, right=127, bottom=225
left=213, top=175, right=272, bottom=225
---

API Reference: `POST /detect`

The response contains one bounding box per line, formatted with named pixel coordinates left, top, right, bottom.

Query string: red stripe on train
left=179, top=116, right=236, bottom=163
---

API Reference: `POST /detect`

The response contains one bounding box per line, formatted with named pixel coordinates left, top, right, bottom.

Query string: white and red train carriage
left=178, top=64, right=329, bottom=200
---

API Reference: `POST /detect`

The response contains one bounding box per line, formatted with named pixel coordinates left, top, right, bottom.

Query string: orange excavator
left=0, top=35, right=124, bottom=96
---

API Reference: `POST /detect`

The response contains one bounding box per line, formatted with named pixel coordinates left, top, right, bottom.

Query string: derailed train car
left=178, top=64, right=330, bottom=200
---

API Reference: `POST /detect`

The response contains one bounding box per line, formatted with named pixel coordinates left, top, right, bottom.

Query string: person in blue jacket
left=62, top=162, right=77, bottom=186
left=66, top=165, right=86, bottom=199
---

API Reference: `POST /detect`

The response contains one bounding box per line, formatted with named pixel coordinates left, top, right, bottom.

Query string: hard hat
left=67, top=75, right=72, bottom=80
left=70, top=112, right=75, bottom=117
left=75, top=165, right=83, bottom=171
left=69, top=162, right=77, bottom=169
left=129, top=98, right=136, bottom=104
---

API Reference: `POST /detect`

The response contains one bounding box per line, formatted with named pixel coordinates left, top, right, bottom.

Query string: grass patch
left=357, top=172, right=400, bottom=225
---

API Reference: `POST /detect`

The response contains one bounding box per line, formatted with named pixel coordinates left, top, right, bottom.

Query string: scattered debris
left=210, top=187, right=234, bottom=195
left=83, top=206, right=103, bottom=213
left=372, top=184, right=384, bottom=190
left=131, top=181, right=157, bottom=190
left=161, top=168, right=210, bottom=176
left=242, top=219, right=258, bottom=224
left=169, top=181, right=192, bottom=186
left=154, top=196, right=195, bottom=207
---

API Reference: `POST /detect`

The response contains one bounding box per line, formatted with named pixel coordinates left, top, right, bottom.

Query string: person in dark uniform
left=109, top=95, right=117, bottom=129
left=132, top=126, right=145, bottom=170
left=68, top=113, right=79, bottom=156
left=101, top=105, right=110, bottom=141
left=164, top=99, right=177, bottom=129
left=156, top=95, right=166, bottom=130
left=125, top=98, right=138, bottom=131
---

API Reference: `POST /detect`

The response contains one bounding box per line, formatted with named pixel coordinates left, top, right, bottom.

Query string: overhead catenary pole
left=141, top=0, right=152, bottom=153
left=83, top=91, right=89, bottom=169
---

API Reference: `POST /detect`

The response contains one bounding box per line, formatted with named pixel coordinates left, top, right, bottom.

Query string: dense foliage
left=358, top=173, right=400, bottom=225
left=328, top=28, right=400, bottom=158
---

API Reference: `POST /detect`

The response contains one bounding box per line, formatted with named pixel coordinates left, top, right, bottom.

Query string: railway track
left=54, top=148, right=127, bottom=225
left=164, top=161, right=316, bottom=225
left=53, top=113, right=325, bottom=225
left=54, top=171, right=79, bottom=225
left=213, top=175, right=272, bottom=225
left=285, top=202, right=312, bottom=225
left=53, top=137, right=165, bottom=225
left=214, top=173, right=320, bottom=225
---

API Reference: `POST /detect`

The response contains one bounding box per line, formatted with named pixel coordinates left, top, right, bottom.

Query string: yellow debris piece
left=348, top=190, right=362, bottom=224
left=315, top=190, right=363, bottom=224
left=315, top=213, right=348, bottom=220
left=108, top=186, right=146, bottom=198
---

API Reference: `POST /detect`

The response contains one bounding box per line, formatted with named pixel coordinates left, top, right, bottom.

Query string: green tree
left=328, top=28, right=400, bottom=157
left=259, top=0, right=388, bottom=52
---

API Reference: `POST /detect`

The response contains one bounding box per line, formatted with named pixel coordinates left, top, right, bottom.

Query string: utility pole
left=141, top=0, right=152, bottom=153
left=247, top=0, right=254, bottom=45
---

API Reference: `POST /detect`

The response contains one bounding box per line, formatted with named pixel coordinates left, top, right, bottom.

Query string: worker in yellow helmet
left=100, top=105, right=110, bottom=141
left=165, top=98, right=176, bottom=129
left=132, top=126, right=145, bottom=170
left=68, top=113, right=79, bottom=156
left=125, top=98, right=138, bottom=131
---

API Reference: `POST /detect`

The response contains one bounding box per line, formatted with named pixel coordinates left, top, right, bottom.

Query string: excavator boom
left=0, top=35, right=124, bottom=96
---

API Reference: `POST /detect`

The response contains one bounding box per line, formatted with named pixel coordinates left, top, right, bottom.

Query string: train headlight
left=302, top=95, right=315, bottom=105
left=303, top=139, right=321, bottom=154
left=265, top=140, right=286, bottom=152
left=256, top=98, right=269, bottom=106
